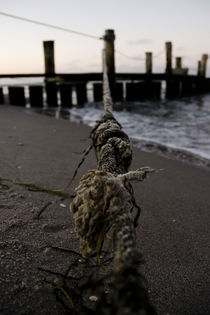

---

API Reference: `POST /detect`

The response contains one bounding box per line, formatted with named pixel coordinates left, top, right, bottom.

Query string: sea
left=1, top=77, right=210, bottom=168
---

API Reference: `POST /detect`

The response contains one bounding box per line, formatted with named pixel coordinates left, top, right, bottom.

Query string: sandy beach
left=0, top=105, right=209, bottom=314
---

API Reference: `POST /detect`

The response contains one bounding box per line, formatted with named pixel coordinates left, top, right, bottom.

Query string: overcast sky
left=0, top=0, right=210, bottom=75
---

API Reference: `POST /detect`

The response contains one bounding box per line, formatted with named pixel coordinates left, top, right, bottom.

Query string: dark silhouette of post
left=59, top=84, right=73, bottom=108
left=104, top=29, right=115, bottom=100
left=76, top=83, right=87, bottom=106
left=197, top=61, right=202, bottom=76
left=29, top=86, right=43, bottom=107
left=43, top=41, right=55, bottom=75
left=9, top=87, right=25, bottom=106
left=145, top=52, right=152, bottom=74
left=201, top=54, right=208, bottom=77
left=43, top=40, right=57, bottom=107
left=165, top=42, right=172, bottom=74
left=196, top=61, right=203, bottom=94
left=175, top=57, right=182, bottom=69
left=0, top=88, right=4, bottom=104
left=165, top=42, right=174, bottom=98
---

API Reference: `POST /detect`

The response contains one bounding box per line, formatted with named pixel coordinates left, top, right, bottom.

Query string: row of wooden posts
left=1, top=76, right=210, bottom=108
left=0, top=29, right=209, bottom=107
left=0, top=81, right=163, bottom=107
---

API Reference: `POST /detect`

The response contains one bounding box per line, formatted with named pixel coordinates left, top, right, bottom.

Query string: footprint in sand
left=41, top=223, right=67, bottom=233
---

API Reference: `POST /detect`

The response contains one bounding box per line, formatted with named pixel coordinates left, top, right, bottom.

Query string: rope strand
left=103, top=49, right=113, bottom=114
left=0, top=11, right=101, bottom=40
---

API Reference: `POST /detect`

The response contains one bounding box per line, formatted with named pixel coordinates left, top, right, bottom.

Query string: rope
left=69, top=47, right=156, bottom=313
left=115, top=48, right=165, bottom=61
left=0, top=11, right=101, bottom=40
left=153, top=48, right=165, bottom=58
left=115, top=49, right=145, bottom=61
left=103, top=49, right=113, bottom=115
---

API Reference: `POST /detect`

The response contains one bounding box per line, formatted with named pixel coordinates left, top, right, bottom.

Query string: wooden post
left=175, top=57, right=182, bottom=69
left=93, top=83, right=103, bottom=102
left=126, top=82, right=146, bottom=101
left=59, top=84, right=73, bottom=108
left=145, top=52, right=152, bottom=74
left=145, top=52, right=160, bottom=99
left=9, top=87, right=25, bottom=106
left=197, top=61, right=202, bottom=76
left=43, top=41, right=57, bottom=107
left=45, top=84, right=58, bottom=107
left=29, top=86, right=43, bottom=107
left=0, top=88, right=4, bottom=104
left=104, top=29, right=115, bottom=100
left=43, top=41, right=55, bottom=75
left=76, top=83, right=87, bottom=106
left=165, top=42, right=174, bottom=98
left=201, top=54, right=208, bottom=77
left=116, top=83, right=123, bottom=102
left=165, top=42, right=172, bottom=74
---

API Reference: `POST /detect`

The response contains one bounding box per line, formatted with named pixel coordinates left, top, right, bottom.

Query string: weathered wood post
left=43, top=40, right=57, bottom=107
left=201, top=54, right=208, bottom=77
left=59, top=84, right=73, bottom=108
left=201, top=54, right=209, bottom=93
left=144, top=52, right=160, bottom=99
left=197, top=61, right=202, bottom=76
left=175, top=57, right=182, bottom=69
left=165, top=41, right=174, bottom=98
left=145, top=52, right=152, bottom=74
left=43, top=41, right=55, bottom=75
left=196, top=60, right=204, bottom=94
left=104, top=29, right=115, bottom=100
left=29, top=86, right=43, bottom=107
left=76, top=83, right=87, bottom=106
left=93, top=83, right=103, bottom=102
left=9, top=87, right=26, bottom=106
left=165, top=42, right=172, bottom=74
left=0, top=88, right=4, bottom=104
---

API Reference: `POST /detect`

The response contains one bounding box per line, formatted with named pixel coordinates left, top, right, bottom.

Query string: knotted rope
left=70, top=49, right=156, bottom=314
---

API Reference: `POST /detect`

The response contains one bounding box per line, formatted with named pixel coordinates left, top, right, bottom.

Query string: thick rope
left=69, top=48, right=156, bottom=314
left=70, top=168, right=153, bottom=262
left=103, top=49, right=113, bottom=115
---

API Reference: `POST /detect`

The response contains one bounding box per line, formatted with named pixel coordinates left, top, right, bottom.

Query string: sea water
left=69, top=96, right=210, bottom=167
left=1, top=78, right=210, bottom=167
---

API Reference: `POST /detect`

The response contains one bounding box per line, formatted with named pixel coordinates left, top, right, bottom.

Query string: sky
left=0, top=0, right=210, bottom=75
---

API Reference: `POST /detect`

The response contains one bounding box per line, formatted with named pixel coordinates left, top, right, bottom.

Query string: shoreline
left=25, top=105, right=210, bottom=170
left=0, top=105, right=210, bottom=314
left=132, top=137, right=210, bottom=169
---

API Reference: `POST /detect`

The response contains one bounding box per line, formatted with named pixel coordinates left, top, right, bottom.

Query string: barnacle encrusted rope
left=91, top=50, right=132, bottom=175
left=70, top=48, right=155, bottom=313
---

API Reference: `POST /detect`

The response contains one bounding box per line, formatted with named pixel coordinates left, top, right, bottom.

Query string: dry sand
left=0, top=105, right=209, bottom=314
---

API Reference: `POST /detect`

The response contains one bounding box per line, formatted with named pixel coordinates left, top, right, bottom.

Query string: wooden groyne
left=0, top=29, right=209, bottom=107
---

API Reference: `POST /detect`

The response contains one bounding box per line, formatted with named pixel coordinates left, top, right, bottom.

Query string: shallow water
left=67, top=95, right=210, bottom=165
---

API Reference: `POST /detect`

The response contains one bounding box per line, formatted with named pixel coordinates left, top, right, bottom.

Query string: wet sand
left=0, top=105, right=209, bottom=314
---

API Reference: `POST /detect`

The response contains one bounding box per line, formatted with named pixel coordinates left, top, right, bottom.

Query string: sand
left=0, top=105, right=209, bottom=314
